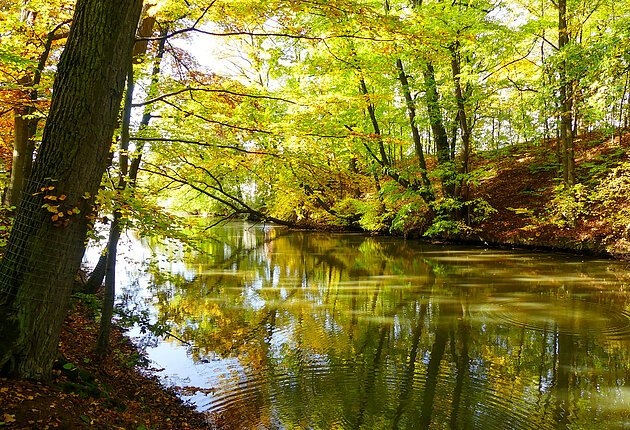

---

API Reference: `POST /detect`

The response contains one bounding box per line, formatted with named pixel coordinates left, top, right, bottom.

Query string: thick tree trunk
left=0, top=0, right=143, bottom=380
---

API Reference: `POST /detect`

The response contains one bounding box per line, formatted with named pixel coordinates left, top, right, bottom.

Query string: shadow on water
left=105, top=222, right=630, bottom=429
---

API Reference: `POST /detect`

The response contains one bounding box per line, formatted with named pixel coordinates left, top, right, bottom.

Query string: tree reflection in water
left=115, top=222, right=630, bottom=429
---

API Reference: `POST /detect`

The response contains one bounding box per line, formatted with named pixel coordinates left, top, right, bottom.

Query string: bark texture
left=0, top=0, right=143, bottom=380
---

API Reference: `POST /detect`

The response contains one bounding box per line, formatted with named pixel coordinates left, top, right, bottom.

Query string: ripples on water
left=109, top=223, right=630, bottom=429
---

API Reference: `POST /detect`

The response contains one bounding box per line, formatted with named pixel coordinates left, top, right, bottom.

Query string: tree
left=0, top=1, right=74, bottom=206
left=0, top=0, right=143, bottom=380
left=96, top=18, right=166, bottom=355
left=557, top=0, right=575, bottom=185
left=3, top=6, right=71, bottom=207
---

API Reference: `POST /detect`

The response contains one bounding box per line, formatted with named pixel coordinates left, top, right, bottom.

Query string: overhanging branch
left=132, top=87, right=297, bottom=108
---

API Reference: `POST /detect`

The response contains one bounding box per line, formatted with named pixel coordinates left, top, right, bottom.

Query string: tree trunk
left=85, top=22, right=165, bottom=294
left=84, top=253, right=107, bottom=293
left=395, top=58, right=433, bottom=198
left=5, top=23, right=69, bottom=207
left=129, top=26, right=168, bottom=184
left=95, top=64, right=134, bottom=356
left=359, top=77, right=390, bottom=166
left=384, top=1, right=433, bottom=200
left=617, top=71, right=628, bottom=143
left=423, top=63, right=454, bottom=197
left=357, top=75, right=419, bottom=192
left=0, top=0, right=142, bottom=380
left=95, top=212, right=122, bottom=356
left=558, top=0, right=575, bottom=185
left=96, top=26, right=170, bottom=354
left=450, top=42, right=472, bottom=203
left=6, top=104, right=35, bottom=207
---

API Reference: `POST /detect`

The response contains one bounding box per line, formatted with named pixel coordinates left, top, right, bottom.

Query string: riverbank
left=0, top=301, right=208, bottom=429
left=259, top=130, right=630, bottom=260
left=444, top=130, right=630, bottom=259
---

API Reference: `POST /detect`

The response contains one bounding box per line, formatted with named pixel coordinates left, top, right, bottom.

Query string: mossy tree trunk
left=0, top=0, right=143, bottom=381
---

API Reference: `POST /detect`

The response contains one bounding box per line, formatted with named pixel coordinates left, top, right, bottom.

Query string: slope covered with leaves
left=467, top=130, right=630, bottom=257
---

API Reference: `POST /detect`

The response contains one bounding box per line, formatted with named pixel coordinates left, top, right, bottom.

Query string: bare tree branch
left=160, top=99, right=273, bottom=134
left=140, top=163, right=299, bottom=227
left=137, top=28, right=396, bottom=42
left=132, top=87, right=297, bottom=107
left=129, top=136, right=283, bottom=157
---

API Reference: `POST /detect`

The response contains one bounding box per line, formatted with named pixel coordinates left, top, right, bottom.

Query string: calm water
left=109, top=222, right=630, bottom=429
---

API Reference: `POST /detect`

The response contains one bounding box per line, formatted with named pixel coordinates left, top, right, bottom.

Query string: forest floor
left=1, top=130, right=629, bottom=429
left=464, top=129, right=630, bottom=258
left=0, top=301, right=209, bottom=429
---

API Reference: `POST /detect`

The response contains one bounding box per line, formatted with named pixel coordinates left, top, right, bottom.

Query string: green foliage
left=424, top=196, right=496, bottom=237
left=546, top=184, right=590, bottom=228
left=336, top=197, right=389, bottom=232
left=591, top=162, right=630, bottom=252
left=528, top=161, right=558, bottom=175
left=424, top=198, right=464, bottom=238
left=424, top=218, right=471, bottom=238
left=467, top=197, right=498, bottom=224
left=578, top=147, right=627, bottom=184
left=41, top=0, right=627, bottom=241
left=70, top=292, right=102, bottom=318
left=389, top=200, right=428, bottom=235
left=0, top=47, right=36, bottom=70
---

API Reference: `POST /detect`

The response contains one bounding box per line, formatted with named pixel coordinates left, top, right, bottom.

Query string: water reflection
left=111, top=222, right=630, bottom=429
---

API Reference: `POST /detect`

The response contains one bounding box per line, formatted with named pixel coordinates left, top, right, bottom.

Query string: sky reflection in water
left=95, top=222, right=630, bottom=429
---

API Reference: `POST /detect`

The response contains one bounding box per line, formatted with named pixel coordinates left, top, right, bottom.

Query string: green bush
left=546, top=183, right=590, bottom=228
left=424, top=196, right=496, bottom=238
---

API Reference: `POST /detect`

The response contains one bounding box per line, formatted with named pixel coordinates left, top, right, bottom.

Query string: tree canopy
left=2, top=0, right=629, bottom=239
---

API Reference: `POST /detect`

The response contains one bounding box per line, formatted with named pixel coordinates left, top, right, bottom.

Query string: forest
left=4, top=0, right=630, bottom=241
left=1, top=0, right=630, bottom=428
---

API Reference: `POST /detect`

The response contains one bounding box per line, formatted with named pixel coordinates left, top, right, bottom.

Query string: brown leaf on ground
left=0, top=302, right=209, bottom=430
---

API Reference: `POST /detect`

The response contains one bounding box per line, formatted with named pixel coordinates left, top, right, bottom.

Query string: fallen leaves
left=0, top=302, right=208, bottom=429
left=2, top=413, right=16, bottom=424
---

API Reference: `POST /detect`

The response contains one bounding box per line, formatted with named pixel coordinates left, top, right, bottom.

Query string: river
left=99, top=221, right=630, bottom=429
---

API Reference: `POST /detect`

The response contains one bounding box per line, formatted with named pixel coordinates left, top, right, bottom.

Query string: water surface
left=111, top=222, right=630, bottom=429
